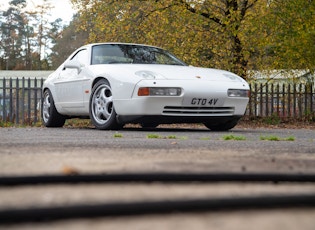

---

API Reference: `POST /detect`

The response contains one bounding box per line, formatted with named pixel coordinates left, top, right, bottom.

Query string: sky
left=0, top=0, right=77, bottom=24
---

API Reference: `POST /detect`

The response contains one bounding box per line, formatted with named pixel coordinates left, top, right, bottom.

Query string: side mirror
left=63, top=60, right=83, bottom=73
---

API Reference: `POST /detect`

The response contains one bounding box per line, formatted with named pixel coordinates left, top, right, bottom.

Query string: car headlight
left=135, top=70, right=165, bottom=80
left=228, top=89, right=249, bottom=97
left=138, top=87, right=182, bottom=96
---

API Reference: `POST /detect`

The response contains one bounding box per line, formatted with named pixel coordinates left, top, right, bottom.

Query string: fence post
left=302, top=83, right=311, bottom=117
left=9, top=78, right=13, bottom=122
left=254, top=83, right=258, bottom=117
left=22, top=78, right=24, bottom=123
left=276, top=84, right=280, bottom=116
left=34, top=78, right=38, bottom=123
left=265, top=83, right=269, bottom=116
left=40, top=78, right=44, bottom=122
left=270, top=83, right=274, bottom=116
left=288, top=84, right=291, bottom=117
left=16, top=78, right=19, bottom=124
left=2, top=78, right=6, bottom=121
left=299, top=84, right=303, bottom=118
left=293, top=83, right=296, bottom=118
left=311, top=84, right=313, bottom=113
left=27, top=78, right=31, bottom=124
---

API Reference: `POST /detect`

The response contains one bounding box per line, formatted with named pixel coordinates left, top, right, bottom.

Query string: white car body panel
left=42, top=43, right=250, bottom=130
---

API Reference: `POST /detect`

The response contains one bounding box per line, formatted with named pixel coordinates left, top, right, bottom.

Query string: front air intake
left=162, top=106, right=235, bottom=116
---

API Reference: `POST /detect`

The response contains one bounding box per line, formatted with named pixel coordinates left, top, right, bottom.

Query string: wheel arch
left=42, top=85, right=52, bottom=95
left=41, top=88, right=66, bottom=127
left=91, top=77, right=111, bottom=90
left=42, top=86, right=60, bottom=112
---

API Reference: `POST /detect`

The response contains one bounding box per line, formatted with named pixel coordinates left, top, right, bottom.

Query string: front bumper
left=113, top=79, right=249, bottom=117
left=114, top=96, right=248, bottom=116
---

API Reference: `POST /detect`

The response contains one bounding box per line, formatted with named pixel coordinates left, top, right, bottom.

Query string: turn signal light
left=138, top=87, right=150, bottom=96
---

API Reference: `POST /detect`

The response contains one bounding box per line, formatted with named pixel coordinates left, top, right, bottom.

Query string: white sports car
left=42, top=43, right=249, bottom=130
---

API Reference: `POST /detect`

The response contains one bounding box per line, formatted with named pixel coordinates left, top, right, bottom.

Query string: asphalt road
left=0, top=125, right=315, bottom=229
left=1, top=125, right=315, bottom=151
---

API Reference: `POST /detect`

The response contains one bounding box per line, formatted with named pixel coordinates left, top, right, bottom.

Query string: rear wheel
left=89, top=80, right=121, bottom=130
left=204, top=119, right=239, bottom=131
left=41, top=89, right=66, bottom=127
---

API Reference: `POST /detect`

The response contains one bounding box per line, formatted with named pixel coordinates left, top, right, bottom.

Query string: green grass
left=262, top=113, right=281, bottom=125
left=147, top=134, right=162, bottom=139
left=146, top=134, right=185, bottom=139
left=0, top=121, right=14, bottom=127
left=285, top=136, right=295, bottom=141
left=260, top=135, right=280, bottom=141
left=113, top=133, right=123, bottom=138
left=222, top=134, right=246, bottom=141
left=0, top=120, right=42, bottom=128
left=260, top=135, right=295, bottom=141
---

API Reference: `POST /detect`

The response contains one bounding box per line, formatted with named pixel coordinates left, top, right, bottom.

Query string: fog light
left=228, top=89, right=249, bottom=97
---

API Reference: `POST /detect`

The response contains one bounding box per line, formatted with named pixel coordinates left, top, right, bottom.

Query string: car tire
left=89, top=80, right=121, bottom=130
left=204, top=119, right=239, bottom=131
left=42, top=89, right=66, bottom=127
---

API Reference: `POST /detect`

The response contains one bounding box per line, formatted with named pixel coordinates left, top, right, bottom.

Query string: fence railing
left=0, top=78, right=315, bottom=125
left=247, top=83, right=314, bottom=118
left=0, top=78, right=44, bottom=124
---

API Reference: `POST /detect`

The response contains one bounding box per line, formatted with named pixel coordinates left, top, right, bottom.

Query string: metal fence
left=0, top=78, right=315, bottom=125
left=0, top=78, right=44, bottom=124
left=247, top=83, right=314, bottom=118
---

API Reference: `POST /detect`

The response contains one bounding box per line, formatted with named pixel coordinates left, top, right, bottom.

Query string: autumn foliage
left=1, top=0, right=314, bottom=80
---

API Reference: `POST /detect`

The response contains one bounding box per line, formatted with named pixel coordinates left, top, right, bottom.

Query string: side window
left=70, top=49, right=88, bottom=64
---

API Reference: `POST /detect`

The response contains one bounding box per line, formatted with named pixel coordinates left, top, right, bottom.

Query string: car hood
left=90, top=64, right=247, bottom=83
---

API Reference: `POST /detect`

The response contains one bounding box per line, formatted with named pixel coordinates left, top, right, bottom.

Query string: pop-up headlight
left=135, top=70, right=165, bottom=80
left=223, top=73, right=246, bottom=83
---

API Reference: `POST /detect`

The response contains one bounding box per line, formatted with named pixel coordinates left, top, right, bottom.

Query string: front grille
left=163, top=106, right=235, bottom=116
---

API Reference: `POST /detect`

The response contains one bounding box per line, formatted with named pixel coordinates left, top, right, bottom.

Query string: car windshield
left=91, top=44, right=187, bottom=66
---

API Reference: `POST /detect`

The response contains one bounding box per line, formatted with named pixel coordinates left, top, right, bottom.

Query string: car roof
left=82, top=42, right=161, bottom=49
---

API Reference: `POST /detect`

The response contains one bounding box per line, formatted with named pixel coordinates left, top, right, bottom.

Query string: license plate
left=182, top=97, right=224, bottom=106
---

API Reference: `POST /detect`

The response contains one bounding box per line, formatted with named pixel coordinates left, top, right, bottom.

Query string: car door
left=55, top=49, right=89, bottom=109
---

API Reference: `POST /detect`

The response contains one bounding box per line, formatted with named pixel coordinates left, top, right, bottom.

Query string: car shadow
left=81, top=124, right=265, bottom=133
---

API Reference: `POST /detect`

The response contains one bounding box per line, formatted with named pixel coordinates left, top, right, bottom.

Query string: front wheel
left=89, top=80, right=121, bottom=130
left=41, top=89, right=66, bottom=127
